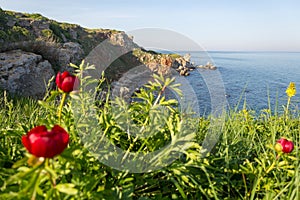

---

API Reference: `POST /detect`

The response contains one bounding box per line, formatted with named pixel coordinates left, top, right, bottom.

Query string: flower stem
left=266, top=161, right=276, bottom=174
left=266, top=154, right=281, bottom=174
left=285, top=97, right=291, bottom=121
left=287, top=97, right=291, bottom=112
left=153, top=85, right=166, bottom=106
left=58, top=93, right=67, bottom=124
left=45, top=157, right=49, bottom=168
left=31, top=167, right=43, bottom=200
left=45, top=158, right=56, bottom=187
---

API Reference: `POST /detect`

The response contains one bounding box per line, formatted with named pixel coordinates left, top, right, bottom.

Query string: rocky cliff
left=0, top=8, right=198, bottom=98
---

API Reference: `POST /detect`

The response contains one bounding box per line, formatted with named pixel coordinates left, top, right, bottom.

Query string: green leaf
left=12, top=156, right=28, bottom=169
left=6, top=164, right=42, bottom=185
left=56, top=183, right=78, bottom=195
left=38, top=100, right=55, bottom=111
left=69, top=92, right=80, bottom=100
left=47, top=90, right=61, bottom=102
left=44, top=166, right=57, bottom=180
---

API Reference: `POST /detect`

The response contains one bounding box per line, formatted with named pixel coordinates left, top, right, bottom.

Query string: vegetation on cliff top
left=0, top=8, right=122, bottom=55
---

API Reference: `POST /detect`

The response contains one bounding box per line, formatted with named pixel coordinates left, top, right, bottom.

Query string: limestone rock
left=0, top=50, right=55, bottom=98
left=173, top=56, right=196, bottom=76
left=30, top=20, right=50, bottom=37
left=160, top=56, right=173, bottom=67
left=17, top=18, right=31, bottom=27
left=69, top=29, right=78, bottom=40
left=109, top=32, right=138, bottom=50
left=197, top=62, right=217, bottom=70
left=58, top=42, right=84, bottom=71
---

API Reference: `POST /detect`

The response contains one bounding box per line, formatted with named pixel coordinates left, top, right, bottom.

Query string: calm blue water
left=178, top=51, right=300, bottom=114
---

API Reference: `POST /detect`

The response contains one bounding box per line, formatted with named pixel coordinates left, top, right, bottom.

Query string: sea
left=173, top=51, right=300, bottom=115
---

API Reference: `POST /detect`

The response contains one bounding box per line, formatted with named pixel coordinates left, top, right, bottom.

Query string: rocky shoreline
left=0, top=8, right=216, bottom=99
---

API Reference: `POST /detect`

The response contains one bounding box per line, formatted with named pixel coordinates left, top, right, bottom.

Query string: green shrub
left=0, top=8, right=8, bottom=27
left=0, top=30, right=8, bottom=40
left=24, top=13, right=47, bottom=20
left=6, top=25, right=32, bottom=41
left=169, top=53, right=181, bottom=59
left=41, top=29, right=53, bottom=38
left=49, top=21, right=74, bottom=42
left=49, top=22, right=63, bottom=42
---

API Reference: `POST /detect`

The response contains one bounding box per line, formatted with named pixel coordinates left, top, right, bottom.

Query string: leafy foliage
left=49, top=22, right=73, bottom=42
left=0, top=62, right=300, bottom=199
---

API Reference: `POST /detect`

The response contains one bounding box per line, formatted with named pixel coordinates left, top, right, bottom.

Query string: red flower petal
left=27, top=125, right=48, bottom=136
left=29, top=133, right=49, bottom=157
left=55, top=72, right=62, bottom=88
left=283, top=141, right=294, bottom=153
left=61, top=77, right=75, bottom=92
left=22, top=125, right=69, bottom=158
left=276, top=138, right=294, bottom=154
left=56, top=71, right=78, bottom=93
left=52, top=125, right=69, bottom=145
left=21, top=135, right=31, bottom=153
left=61, top=71, right=70, bottom=79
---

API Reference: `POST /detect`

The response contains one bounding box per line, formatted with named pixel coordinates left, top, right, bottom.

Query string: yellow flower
left=286, top=82, right=296, bottom=98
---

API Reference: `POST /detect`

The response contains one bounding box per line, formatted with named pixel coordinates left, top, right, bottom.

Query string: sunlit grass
left=0, top=74, right=299, bottom=199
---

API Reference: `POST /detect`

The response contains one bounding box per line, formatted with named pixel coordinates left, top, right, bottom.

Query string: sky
left=1, top=0, right=300, bottom=51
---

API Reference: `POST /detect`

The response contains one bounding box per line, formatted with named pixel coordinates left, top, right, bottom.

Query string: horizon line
left=154, top=49, right=300, bottom=53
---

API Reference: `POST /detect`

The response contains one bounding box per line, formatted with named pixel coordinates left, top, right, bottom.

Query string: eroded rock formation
left=0, top=50, right=55, bottom=98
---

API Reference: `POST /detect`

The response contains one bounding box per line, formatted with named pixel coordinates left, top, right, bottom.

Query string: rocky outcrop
left=0, top=9, right=217, bottom=99
left=133, top=50, right=197, bottom=76
left=0, top=41, right=85, bottom=71
left=109, top=32, right=138, bottom=50
left=197, top=62, right=217, bottom=70
left=173, top=54, right=196, bottom=76
left=58, top=42, right=84, bottom=71
left=0, top=50, right=55, bottom=98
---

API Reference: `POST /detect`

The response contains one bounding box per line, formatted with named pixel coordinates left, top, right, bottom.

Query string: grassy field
left=0, top=63, right=299, bottom=199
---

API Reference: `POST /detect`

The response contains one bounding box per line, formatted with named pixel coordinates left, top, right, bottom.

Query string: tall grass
left=0, top=66, right=299, bottom=199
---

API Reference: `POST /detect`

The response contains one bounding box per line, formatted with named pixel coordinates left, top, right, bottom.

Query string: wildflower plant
left=0, top=61, right=202, bottom=199
left=72, top=63, right=200, bottom=173
left=0, top=68, right=80, bottom=199
left=285, top=82, right=296, bottom=116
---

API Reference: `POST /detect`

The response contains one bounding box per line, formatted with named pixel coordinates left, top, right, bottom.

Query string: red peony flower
left=22, top=125, right=69, bottom=158
left=56, top=71, right=79, bottom=93
left=275, top=138, right=294, bottom=154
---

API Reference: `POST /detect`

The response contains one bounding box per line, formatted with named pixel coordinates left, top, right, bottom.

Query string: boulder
left=58, top=42, right=84, bottom=71
left=0, top=50, right=55, bottom=98
left=109, top=32, right=138, bottom=50
left=197, top=62, right=217, bottom=70
left=178, top=67, right=190, bottom=76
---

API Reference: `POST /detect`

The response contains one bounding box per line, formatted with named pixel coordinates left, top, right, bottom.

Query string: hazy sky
left=1, top=0, right=300, bottom=51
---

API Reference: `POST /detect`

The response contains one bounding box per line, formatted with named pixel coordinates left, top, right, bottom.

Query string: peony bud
left=275, top=138, right=294, bottom=154
left=56, top=71, right=79, bottom=93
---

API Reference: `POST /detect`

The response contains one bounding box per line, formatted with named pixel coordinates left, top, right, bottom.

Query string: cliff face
left=0, top=8, right=138, bottom=71
left=0, top=8, right=194, bottom=98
